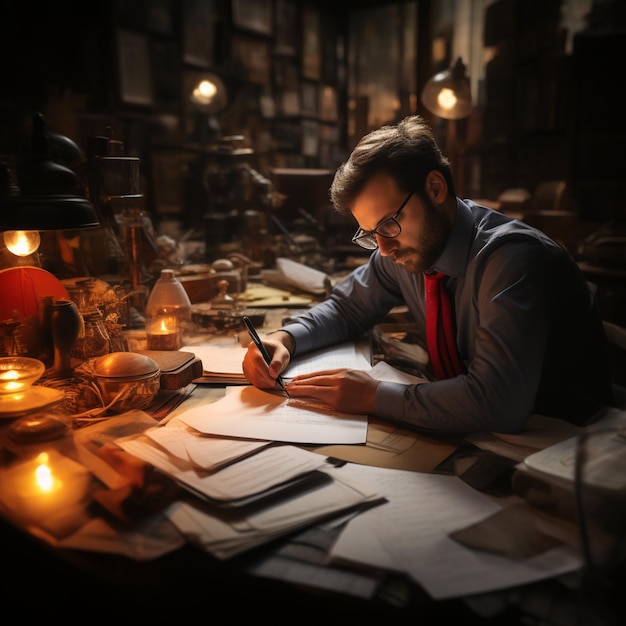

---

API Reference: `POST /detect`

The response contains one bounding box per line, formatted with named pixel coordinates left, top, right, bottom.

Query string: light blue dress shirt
left=282, top=199, right=614, bottom=435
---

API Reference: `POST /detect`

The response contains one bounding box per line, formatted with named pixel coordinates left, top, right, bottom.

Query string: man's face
left=351, top=174, right=451, bottom=274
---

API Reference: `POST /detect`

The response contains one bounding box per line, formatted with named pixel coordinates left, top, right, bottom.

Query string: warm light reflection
left=3, top=230, right=41, bottom=256
left=437, top=88, right=458, bottom=112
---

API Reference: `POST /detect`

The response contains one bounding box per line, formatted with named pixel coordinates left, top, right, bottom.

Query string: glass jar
left=72, top=308, right=111, bottom=360
left=145, top=269, right=192, bottom=350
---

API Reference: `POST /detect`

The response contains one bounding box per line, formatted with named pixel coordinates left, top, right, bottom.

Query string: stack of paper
left=116, top=429, right=383, bottom=559
left=176, top=386, right=368, bottom=444
left=165, top=464, right=383, bottom=559
left=185, top=343, right=248, bottom=384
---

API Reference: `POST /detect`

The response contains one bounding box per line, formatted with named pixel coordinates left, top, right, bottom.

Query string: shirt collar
left=431, top=198, right=474, bottom=279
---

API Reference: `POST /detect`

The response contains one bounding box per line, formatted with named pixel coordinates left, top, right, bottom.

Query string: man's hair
left=330, top=115, right=455, bottom=215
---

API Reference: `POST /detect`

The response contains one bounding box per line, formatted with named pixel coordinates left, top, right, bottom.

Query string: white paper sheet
left=166, top=464, right=383, bottom=559
left=284, top=341, right=371, bottom=378
left=176, top=385, right=368, bottom=444
left=328, top=463, right=582, bottom=600
left=118, top=437, right=328, bottom=502
left=145, top=423, right=271, bottom=471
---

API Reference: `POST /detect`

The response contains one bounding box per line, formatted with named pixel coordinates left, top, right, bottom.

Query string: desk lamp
left=0, top=112, right=100, bottom=265
left=0, top=114, right=99, bottom=438
left=420, top=57, right=472, bottom=195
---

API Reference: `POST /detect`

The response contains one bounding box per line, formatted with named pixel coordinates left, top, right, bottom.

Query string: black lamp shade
left=0, top=113, right=100, bottom=232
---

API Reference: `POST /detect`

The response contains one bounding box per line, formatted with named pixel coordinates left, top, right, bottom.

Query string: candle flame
left=160, top=319, right=169, bottom=332
left=0, top=369, right=23, bottom=391
left=34, top=452, right=58, bottom=492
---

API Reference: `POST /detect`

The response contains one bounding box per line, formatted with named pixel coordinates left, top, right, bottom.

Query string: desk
left=0, top=406, right=610, bottom=625
left=0, top=308, right=619, bottom=624
left=0, top=424, right=515, bottom=624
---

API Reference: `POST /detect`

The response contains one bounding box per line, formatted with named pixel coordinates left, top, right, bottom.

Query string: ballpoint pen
left=243, top=316, right=291, bottom=397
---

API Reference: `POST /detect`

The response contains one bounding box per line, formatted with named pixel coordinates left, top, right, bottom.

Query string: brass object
left=93, top=351, right=160, bottom=412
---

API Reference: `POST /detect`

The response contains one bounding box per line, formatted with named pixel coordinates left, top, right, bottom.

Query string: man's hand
left=242, top=330, right=293, bottom=390
left=286, top=368, right=378, bottom=415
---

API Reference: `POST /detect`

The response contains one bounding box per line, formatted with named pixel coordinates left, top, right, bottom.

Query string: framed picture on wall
left=301, top=81, right=318, bottom=117
left=319, top=85, right=338, bottom=122
left=274, top=0, right=298, bottom=56
left=117, top=29, right=154, bottom=106
left=232, top=34, right=272, bottom=84
left=150, top=150, right=194, bottom=215
left=302, top=119, right=319, bottom=157
left=301, top=6, right=321, bottom=81
left=183, top=0, right=214, bottom=67
left=232, top=0, right=273, bottom=36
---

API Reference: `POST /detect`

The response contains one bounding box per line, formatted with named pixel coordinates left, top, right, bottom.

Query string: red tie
left=424, top=272, right=463, bottom=380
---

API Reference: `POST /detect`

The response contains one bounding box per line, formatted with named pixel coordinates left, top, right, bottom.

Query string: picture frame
left=301, top=81, right=318, bottom=117
left=301, top=6, right=321, bottom=81
left=301, top=119, right=319, bottom=157
left=150, top=150, right=195, bottom=215
left=279, top=89, right=300, bottom=116
left=144, top=0, right=173, bottom=35
left=232, top=34, right=272, bottom=85
left=183, top=0, right=214, bottom=67
left=117, top=29, right=154, bottom=107
left=232, top=0, right=273, bottom=36
left=274, top=0, right=298, bottom=56
left=319, top=85, right=338, bottom=122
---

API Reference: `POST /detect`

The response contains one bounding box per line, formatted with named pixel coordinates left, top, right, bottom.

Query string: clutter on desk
left=260, top=256, right=333, bottom=296
left=371, top=322, right=430, bottom=379
left=512, top=408, right=626, bottom=532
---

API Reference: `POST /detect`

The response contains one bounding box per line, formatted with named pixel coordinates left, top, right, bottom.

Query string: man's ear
left=425, top=170, right=448, bottom=203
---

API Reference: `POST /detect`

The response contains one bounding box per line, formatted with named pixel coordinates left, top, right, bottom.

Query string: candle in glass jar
left=146, top=316, right=181, bottom=350
left=0, top=368, right=25, bottom=393
left=0, top=450, right=91, bottom=523
left=0, top=356, right=45, bottom=393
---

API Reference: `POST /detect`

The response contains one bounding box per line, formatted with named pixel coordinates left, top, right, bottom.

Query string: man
left=243, top=115, right=614, bottom=435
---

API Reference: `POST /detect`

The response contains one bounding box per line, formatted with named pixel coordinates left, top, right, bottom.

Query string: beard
left=392, top=197, right=452, bottom=274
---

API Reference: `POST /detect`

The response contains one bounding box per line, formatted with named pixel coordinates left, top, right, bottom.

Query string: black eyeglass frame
left=351, top=187, right=416, bottom=250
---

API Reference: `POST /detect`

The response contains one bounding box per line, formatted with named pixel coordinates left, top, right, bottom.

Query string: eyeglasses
left=351, top=188, right=415, bottom=250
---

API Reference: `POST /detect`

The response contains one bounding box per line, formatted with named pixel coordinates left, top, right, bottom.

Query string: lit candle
left=0, top=368, right=25, bottom=393
left=0, top=357, right=45, bottom=394
left=146, top=316, right=181, bottom=350
left=0, top=451, right=91, bottom=529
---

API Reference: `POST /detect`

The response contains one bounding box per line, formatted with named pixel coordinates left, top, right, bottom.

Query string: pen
left=243, top=316, right=290, bottom=397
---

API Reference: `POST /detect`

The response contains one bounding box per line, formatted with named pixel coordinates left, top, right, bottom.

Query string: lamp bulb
left=191, top=79, right=218, bottom=106
left=3, top=230, right=41, bottom=256
left=437, top=88, right=458, bottom=112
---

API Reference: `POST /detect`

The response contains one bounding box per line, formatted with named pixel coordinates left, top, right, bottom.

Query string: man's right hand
left=241, top=330, right=294, bottom=390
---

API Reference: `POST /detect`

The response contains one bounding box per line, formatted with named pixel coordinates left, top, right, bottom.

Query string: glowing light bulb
left=437, top=88, right=458, bottom=112
left=192, top=79, right=217, bottom=105
left=3, top=230, right=41, bottom=256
